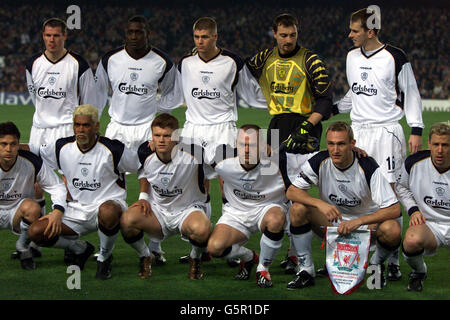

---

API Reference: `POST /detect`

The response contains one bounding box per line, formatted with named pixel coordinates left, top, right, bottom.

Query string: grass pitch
left=0, top=105, right=448, bottom=302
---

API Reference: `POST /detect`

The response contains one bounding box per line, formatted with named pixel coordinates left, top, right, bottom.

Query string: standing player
left=395, top=122, right=450, bottom=292
left=0, top=122, right=67, bottom=270
left=24, top=18, right=98, bottom=256
left=120, top=113, right=212, bottom=280
left=95, top=15, right=178, bottom=263
left=206, top=125, right=290, bottom=288
left=246, top=13, right=334, bottom=272
left=26, top=18, right=98, bottom=156
left=335, top=8, right=425, bottom=280
left=28, top=105, right=140, bottom=280
left=286, top=121, right=401, bottom=289
left=174, top=17, right=266, bottom=266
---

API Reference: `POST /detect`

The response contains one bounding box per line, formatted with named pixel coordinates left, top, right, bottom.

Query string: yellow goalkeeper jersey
left=247, top=45, right=332, bottom=116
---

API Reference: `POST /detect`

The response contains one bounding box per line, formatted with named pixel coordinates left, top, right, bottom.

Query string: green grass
left=0, top=105, right=448, bottom=301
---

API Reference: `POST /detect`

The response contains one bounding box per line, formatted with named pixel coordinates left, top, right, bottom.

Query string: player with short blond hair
left=395, top=122, right=450, bottom=291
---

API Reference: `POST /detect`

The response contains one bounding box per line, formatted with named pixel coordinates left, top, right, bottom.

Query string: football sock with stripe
left=257, top=229, right=283, bottom=272
left=123, top=231, right=151, bottom=258
left=290, top=223, right=314, bottom=274
left=402, top=246, right=427, bottom=274
left=97, top=223, right=120, bottom=262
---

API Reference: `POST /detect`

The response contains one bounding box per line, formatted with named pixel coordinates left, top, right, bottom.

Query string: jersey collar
left=360, top=44, right=386, bottom=59
left=278, top=44, right=301, bottom=59
left=43, top=49, right=69, bottom=64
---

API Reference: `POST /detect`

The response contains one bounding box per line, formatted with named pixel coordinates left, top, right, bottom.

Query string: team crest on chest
left=130, top=72, right=139, bottom=81
left=435, top=187, right=445, bottom=197
left=361, top=72, right=368, bottom=81
left=48, top=76, right=57, bottom=86
left=161, top=177, right=170, bottom=186
left=81, top=168, right=89, bottom=177
left=201, top=75, right=210, bottom=85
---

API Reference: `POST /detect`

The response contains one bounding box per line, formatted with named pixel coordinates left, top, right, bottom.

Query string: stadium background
left=0, top=0, right=448, bottom=302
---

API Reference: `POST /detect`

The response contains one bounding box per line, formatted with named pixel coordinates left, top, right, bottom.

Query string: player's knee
left=207, top=237, right=227, bottom=257
left=98, top=201, right=122, bottom=229
left=28, top=220, right=50, bottom=246
left=20, top=199, right=41, bottom=221
left=289, top=202, right=308, bottom=226
left=265, top=210, right=286, bottom=233
left=402, top=230, right=424, bottom=252
left=378, top=220, right=401, bottom=245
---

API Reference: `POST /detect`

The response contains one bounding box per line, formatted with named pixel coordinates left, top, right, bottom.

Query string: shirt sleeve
left=158, top=65, right=185, bottom=113
left=235, top=65, right=267, bottom=109
left=25, top=69, right=36, bottom=106
left=336, top=89, right=352, bottom=114
left=394, top=162, right=419, bottom=214
left=369, top=168, right=398, bottom=208
left=39, top=141, right=59, bottom=170
left=94, top=59, right=110, bottom=116
left=36, top=162, right=67, bottom=213
left=304, top=51, right=333, bottom=120
left=292, top=160, right=318, bottom=190
left=117, top=146, right=141, bottom=174
left=397, top=62, right=424, bottom=135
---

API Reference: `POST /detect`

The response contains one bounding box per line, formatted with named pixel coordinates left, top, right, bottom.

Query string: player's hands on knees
left=409, top=211, right=426, bottom=227
left=337, top=218, right=362, bottom=235
left=130, top=199, right=151, bottom=216
left=317, top=202, right=342, bottom=223
left=40, top=209, right=63, bottom=238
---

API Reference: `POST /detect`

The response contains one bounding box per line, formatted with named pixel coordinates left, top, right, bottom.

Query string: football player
left=396, top=122, right=450, bottom=291
left=120, top=113, right=212, bottom=280
left=28, top=105, right=140, bottom=280
left=207, top=125, right=290, bottom=288
left=0, top=121, right=67, bottom=270
left=335, top=8, right=425, bottom=279
left=286, top=121, right=401, bottom=289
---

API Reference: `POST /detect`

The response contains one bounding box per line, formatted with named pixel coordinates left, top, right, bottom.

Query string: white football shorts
left=0, top=199, right=26, bottom=234
left=105, top=119, right=153, bottom=151
left=29, top=123, right=73, bottom=155
left=181, top=121, right=238, bottom=148
left=217, top=202, right=288, bottom=239
left=149, top=201, right=209, bottom=241
left=352, top=122, right=406, bottom=184
left=424, top=220, right=450, bottom=255
left=62, top=199, right=128, bottom=237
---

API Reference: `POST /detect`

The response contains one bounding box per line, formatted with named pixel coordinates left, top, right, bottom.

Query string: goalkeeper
left=246, top=13, right=334, bottom=273
left=246, top=13, right=334, bottom=154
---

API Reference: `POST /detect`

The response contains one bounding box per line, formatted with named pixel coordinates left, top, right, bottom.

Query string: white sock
left=370, top=241, right=395, bottom=265
left=189, top=246, right=204, bottom=259
left=291, top=230, right=314, bottom=274
left=97, top=229, right=118, bottom=262
left=16, top=220, right=31, bottom=252
left=224, top=244, right=253, bottom=262
left=53, top=237, right=86, bottom=254
left=388, top=218, right=402, bottom=265
left=148, top=239, right=162, bottom=253
left=403, top=251, right=427, bottom=274
left=129, top=237, right=151, bottom=258
left=258, top=234, right=282, bottom=272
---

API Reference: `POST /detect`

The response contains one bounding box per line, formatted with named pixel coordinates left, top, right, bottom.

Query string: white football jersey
left=210, top=145, right=290, bottom=211
left=96, top=47, right=177, bottom=125
left=293, top=151, right=398, bottom=220
left=40, top=136, right=139, bottom=211
left=137, top=142, right=212, bottom=213
left=0, top=150, right=67, bottom=212
left=337, top=45, right=424, bottom=134
left=175, top=48, right=267, bottom=125
left=25, top=50, right=98, bottom=129
left=395, top=150, right=450, bottom=224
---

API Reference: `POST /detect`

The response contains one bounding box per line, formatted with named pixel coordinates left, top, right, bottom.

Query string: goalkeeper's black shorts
left=267, top=113, right=322, bottom=148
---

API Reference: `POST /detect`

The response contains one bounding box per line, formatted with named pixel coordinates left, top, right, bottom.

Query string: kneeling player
left=207, top=125, right=290, bottom=288
left=28, top=105, right=139, bottom=280
left=396, top=122, right=450, bottom=292
left=120, top=113, right=212, bottom=280
left=0, top=122, right=67, bottom=270
left=286, top=121, right=401, bottom=289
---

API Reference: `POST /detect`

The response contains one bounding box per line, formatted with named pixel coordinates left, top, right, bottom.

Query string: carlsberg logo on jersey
left=329, top=194, right=361, bottom=207
left=351, top=83, right=377, bottom=96
left=233, top=189, right=265, bottom=201
left=424, top=196, right=450, bottom=210
left=152, top=185, right=182, bottom=197
left=37, top=87, right=67, bottom=99
left=270, top=82, right=296, bottom=94
left=191, top=88, right=220, bottom=100
left=72, top=178, right=101, bottom=191
left=118, top=83, right=148, bottom=95
left=0, top=192, right=22, bottom=201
